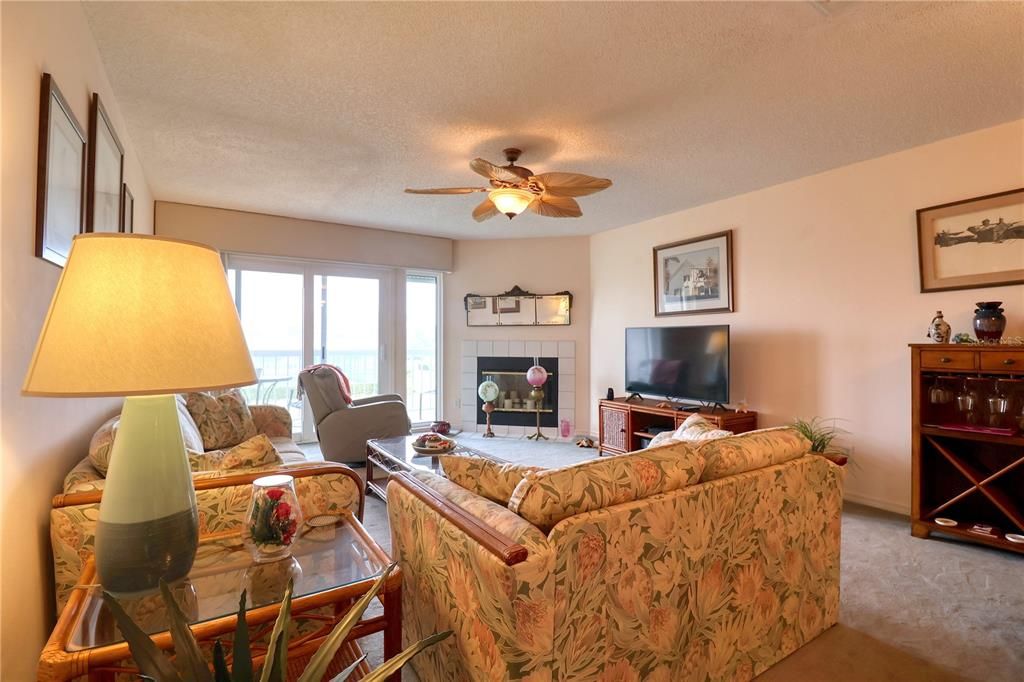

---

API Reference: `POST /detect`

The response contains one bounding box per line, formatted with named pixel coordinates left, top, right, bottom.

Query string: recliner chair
left=298, top=366, right=412, bottom=464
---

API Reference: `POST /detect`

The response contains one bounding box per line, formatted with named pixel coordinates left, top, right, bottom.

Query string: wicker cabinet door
left=601, top=407, right=629, bottom=452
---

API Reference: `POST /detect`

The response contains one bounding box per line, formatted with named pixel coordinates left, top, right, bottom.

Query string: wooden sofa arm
left=52, top=462, right=365, bottom=519
left=388, top=472, right=528, bottom=566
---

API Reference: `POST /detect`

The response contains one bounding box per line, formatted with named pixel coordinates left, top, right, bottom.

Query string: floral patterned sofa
left=50, top=400, right=364, bottom=612
left=387, top=426, right=844, bottom=681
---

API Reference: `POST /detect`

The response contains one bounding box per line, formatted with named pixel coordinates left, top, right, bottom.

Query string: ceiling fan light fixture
left=488, top=188, right=533, bottom=219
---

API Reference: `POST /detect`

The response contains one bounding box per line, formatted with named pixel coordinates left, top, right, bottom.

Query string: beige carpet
left=333, top=449, right=1023, bottom=680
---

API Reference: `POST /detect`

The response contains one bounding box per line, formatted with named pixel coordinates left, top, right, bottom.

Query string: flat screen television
left=625, top=325, right=729, bottom=403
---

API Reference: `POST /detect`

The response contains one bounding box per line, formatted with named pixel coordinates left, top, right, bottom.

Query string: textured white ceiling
left=83, top=2, right=1024, bottom=240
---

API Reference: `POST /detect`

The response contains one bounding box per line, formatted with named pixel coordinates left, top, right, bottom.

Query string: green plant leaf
left=358, top=630, right=453, bottom=682
left=328, top=654, right=366, bottom=682
left=101, top=590, right=184, bottom=682
left=160, top=580, right=214, bottom=682
left=232, top=591, right=253, bottom=682
left=257, top=579, right=293, bottom=682
left=295, top=564, right=396, bottom=682
left=213, top=641, right=232, bottom=682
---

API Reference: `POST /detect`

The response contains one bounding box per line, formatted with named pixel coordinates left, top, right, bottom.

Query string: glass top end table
left=365, top=434, right=507, bottom=500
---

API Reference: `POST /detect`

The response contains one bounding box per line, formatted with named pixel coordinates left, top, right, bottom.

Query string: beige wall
left=589, top=119, right=1024, bottom=514
left=444, top=237, right=591, bottom=434
left=156, top=202, right=453, bottom=272
left=1, top=3, right=154, bottom=677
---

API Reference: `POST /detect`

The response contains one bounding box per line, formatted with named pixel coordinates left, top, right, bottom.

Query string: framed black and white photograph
left=86, top=93, right=124, bottom=233
left=917, top=188, right=1024, bottom=293
left=653, top=230, right=733, bottom=316
left=35, top=73, right=86, bottom=268
left=121, top=183, right=135, bottom=233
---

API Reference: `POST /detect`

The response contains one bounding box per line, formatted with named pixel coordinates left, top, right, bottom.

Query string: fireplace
left=477, top=356, right=558, bottom=427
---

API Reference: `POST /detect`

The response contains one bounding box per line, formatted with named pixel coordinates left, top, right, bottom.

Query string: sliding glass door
left=226, top=255, right=437, bottom=441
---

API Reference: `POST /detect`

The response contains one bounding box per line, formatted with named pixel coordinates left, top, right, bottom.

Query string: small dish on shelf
left=934, top=517, right=957, bottom=527
left=1005, top=533, right=1024, bottom=544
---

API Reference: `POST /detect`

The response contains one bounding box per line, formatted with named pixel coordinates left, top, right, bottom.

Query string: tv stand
left=598, top=397, right=757, bottom=456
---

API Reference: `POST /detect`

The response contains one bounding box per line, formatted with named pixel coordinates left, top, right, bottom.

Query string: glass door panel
left=227, top=267, right=305, bottom=435
left=406, top=274, right=439, bottom=424
left=313, top=275, right=381, bottom=400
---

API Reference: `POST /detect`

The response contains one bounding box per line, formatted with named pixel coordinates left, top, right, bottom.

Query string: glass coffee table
left=39, top=511, right=401, bottom=682
left=365, top=435, right=506, bottom=501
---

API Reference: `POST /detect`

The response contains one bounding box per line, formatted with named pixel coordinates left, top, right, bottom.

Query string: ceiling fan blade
left=469, top=158, right=522, bottom=184
left=404, top=187, right=489, bottom=194
left=472, top=198, right=499, bottom=222
left=528, top=194, right=583, bottom=218
left=533, top=172, right=612, bottom=197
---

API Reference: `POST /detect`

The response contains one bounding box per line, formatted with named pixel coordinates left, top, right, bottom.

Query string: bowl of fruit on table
left=412, top=432, right=456, bottom=455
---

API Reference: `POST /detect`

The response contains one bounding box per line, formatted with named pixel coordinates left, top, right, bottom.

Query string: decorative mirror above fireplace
left=465, top=285, right=572, bottom=327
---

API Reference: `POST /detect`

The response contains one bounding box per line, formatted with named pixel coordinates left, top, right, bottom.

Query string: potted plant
left=792, top=417, right=850, bottom=466
left=102, top=563, right=449, bottom=681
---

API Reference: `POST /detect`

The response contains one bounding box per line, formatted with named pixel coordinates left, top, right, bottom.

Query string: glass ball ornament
left=478, top=379, right=500, bottom=403
left=526, top=365, right=548, bottom=387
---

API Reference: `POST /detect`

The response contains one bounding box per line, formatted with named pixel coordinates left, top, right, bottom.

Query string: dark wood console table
left=597, top=397, right=758, bottom=456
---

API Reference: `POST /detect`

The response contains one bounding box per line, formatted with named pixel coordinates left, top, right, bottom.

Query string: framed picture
left=35, top=73, right=86, bottom=268
left=493, top=296, right=521, bottom=314
left=653, top=230, right=733, bottom=316
left=121, top=183, right=134, bottom=233
left=86, top=93, right=124, bottom=233
left=917, top=188, right=1024, bottom=293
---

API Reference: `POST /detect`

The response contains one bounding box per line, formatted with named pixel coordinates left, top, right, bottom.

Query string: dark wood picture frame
left=86, top=93, right=124, bottom=233
left=653, top=229, right=734, bottom=316
left=36, top=73, right=87, bottom=268
left=916, top=188, right=1024, bottom=293
left=120, top=183, right=135, bottom=233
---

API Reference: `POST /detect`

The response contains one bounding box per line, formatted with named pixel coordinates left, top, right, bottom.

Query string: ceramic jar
left=927, top=311, right=951, bottom=343
left=973, top=302, right=1006, bottom=343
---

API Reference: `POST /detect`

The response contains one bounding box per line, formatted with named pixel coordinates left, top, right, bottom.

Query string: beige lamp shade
left=23, top=233, right=256, bottom=396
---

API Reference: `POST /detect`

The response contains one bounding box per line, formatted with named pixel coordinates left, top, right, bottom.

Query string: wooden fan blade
left=533, top=172, right=612, bottom=197
left=472, top=198, right=499, bottom=222
left=528, top=194, right=583, bottom=218
left=469, top=158, right=522, bottom=183
left=405, top=187, right=489, bottom=194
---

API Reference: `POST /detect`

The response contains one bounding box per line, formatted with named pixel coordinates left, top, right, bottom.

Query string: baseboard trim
left=844, top=489, right=910, bottom=516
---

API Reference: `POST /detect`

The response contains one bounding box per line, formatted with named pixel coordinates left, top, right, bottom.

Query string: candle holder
left=526, top=362, right=549, bottom=441
left=482, top=401, right=496, bottom=438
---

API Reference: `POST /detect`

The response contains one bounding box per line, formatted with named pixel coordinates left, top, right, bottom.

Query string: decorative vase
left=926, top=311, right=951, bottom=344
left=973, top=302, right=1006, bottom=343
left=244, top=475, right=303, bottom=563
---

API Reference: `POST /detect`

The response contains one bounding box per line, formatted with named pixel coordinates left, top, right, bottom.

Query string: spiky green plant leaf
left=296, top=564, right=396, bottom=682
left=231, top=591, right=253, bottom=682
left=101, top=590, right=184, bottom=682
left=160, top=580, right=213, bottom=682
left=257, top=579, right=293, bottom=682
left=213, top=641, right=232, bottom=682
left=327, top=654, right=366, bottom=682
left=358, top=631, right=453, bottom=682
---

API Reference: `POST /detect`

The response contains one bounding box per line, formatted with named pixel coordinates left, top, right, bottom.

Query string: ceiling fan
left=405, top=148, right=612, bottom=221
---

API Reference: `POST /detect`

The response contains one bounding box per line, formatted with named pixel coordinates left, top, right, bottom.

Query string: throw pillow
left=672, top=413, right=733, bottom=441
left=88, top=415, right=120, bottom=475
left=696, top=426, right=811, bottom=481
left=508, top=440, right=704, bottom=531
left=185, top=389, right=257, bottom=450
left=439, top=455, right=545, bottom=505
left=188, top=434, right=282, bottom=472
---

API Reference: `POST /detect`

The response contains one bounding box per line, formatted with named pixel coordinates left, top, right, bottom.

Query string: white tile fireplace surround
left=460, top=340, right=576, bottom=439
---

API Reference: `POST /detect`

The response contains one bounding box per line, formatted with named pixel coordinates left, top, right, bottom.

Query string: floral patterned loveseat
left=387, top=427, right=844, bottom=681
left=50, top=401, right=364, bottom=612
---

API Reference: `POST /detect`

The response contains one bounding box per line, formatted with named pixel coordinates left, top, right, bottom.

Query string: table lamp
left=23, top=234, right=256, bottom=594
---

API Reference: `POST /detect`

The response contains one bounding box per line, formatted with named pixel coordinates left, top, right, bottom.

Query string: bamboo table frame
left=38, top=511, right=402, bottom=682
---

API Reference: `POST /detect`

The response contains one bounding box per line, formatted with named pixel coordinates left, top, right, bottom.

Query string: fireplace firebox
left=476, top=356, right=558, bottom=427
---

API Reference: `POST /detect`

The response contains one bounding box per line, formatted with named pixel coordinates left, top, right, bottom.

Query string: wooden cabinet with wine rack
left=910, top=344, right=1024, bottom=554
